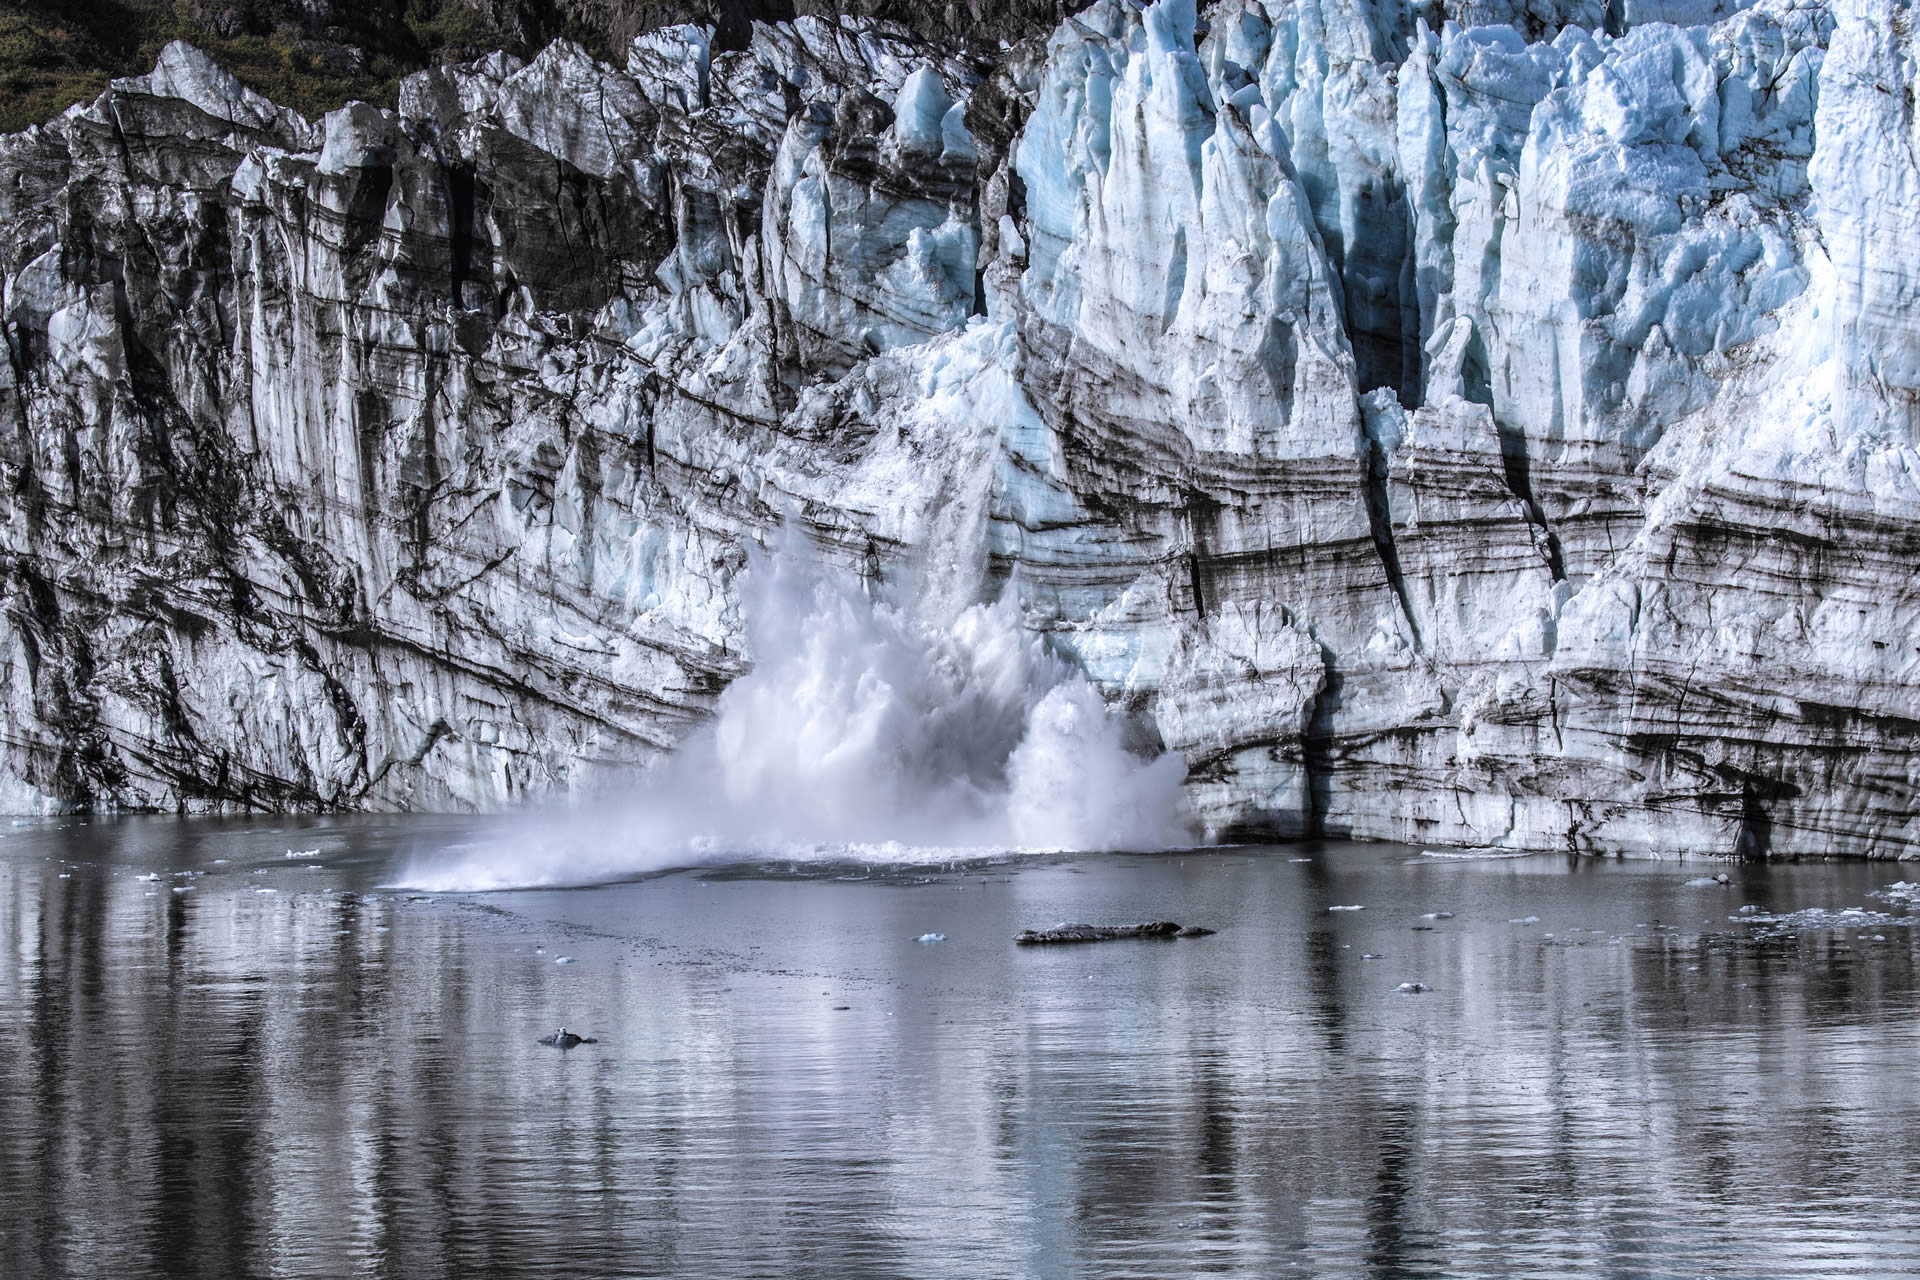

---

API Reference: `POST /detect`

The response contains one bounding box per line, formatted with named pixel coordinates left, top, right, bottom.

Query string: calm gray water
left=5, top=818, right=1920, bottom=1278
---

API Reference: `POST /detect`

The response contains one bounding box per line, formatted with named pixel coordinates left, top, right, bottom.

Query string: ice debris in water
left=554, top=956, right=574, bottom=965
left=1872, top=882, right=1920, bottom=904
left=1329, top=904, right=1365, bottom=912
left=1509, top=916, right=1540, bottom=925
left=285, top=848, right=319, bottom=858
left=1684, top=874, right=1733, bottom=887
left=1397, top=982, right=1431, bottom=994
left=1420, top=911, right=1454, bottom=920
left=1735, top=905, right=1916, bottom=931
left=915, top=933, right=947, bottom=943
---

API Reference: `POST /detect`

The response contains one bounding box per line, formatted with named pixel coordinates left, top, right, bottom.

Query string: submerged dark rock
left=1014, top=921, right=1212, bottom=945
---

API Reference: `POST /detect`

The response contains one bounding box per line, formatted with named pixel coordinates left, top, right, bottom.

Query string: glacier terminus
left=1, top=0, right=1917, bottom=860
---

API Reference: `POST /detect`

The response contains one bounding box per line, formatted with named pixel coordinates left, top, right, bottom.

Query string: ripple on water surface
left=4, top=818, right=1920, bottom=1277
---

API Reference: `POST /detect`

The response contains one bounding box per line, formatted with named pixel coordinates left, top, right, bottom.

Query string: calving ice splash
left=404, top=535, right=1190, bottom=889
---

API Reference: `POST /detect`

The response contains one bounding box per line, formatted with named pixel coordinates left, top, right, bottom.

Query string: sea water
left=5, top=818, right=1920, bottom=1278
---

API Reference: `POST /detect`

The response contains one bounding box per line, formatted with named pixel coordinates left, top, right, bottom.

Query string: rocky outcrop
left=1, top=0, right=1917, bottom=858
left=1014, top=921, right=1214, bottom=944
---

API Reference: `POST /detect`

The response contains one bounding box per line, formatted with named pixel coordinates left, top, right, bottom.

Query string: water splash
left=402, top=535, right=1190, bottom=889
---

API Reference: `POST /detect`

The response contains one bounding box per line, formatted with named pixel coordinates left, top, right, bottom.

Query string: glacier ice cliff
left=2, top=0, right=1919, bottom=858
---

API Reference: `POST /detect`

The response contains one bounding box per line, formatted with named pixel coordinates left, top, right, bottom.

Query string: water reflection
left=4, top=820, right=1920, bottom=1277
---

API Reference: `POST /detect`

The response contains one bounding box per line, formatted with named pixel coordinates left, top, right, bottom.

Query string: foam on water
left=401, top=534, right=1190, bottom=890
left=1417, top=847, right=1538, bottom=861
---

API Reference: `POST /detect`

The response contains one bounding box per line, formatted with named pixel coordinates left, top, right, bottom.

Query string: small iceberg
left=1328, top=904, right=1365, bottom=912
left=914, top=933, right=947, bottom=943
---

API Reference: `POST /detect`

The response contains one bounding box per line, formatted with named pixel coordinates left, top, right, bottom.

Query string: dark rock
left=1014, top=921, right=1208, bottom=945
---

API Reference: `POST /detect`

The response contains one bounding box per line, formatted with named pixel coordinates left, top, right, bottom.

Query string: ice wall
left=2, top=0, right=1917, bottom=858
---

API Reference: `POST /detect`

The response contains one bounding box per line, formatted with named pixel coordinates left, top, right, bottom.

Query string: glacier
left=1, top=0, right=1918, bottom=859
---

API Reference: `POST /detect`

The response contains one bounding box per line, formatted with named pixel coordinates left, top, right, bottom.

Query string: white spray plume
left=401, top=532, right=1191, bottom=889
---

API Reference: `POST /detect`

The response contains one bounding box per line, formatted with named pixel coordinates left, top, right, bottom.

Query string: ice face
left=2, top=0, right=1917, bottom=860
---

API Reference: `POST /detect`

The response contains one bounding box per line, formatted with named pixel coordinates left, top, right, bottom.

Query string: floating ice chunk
left=1329, top=904, right=1365, bottom=912
left=1397, top=982, right=1431, bottom=994
left=171, top=886, right=191, bottom=893
left=1684, top=874, right=1733, bottom=887
left=1420, top=911, right=1454, bottom=920
left=285, top=848, right=319, bottom=858
left=555, top=955, right=574, bottom=964
left=915, top=932, right=947, bottom=943
left=1509, top=916, right=1540, bottom=925
left=1362, top=953, right=1384, bottom=960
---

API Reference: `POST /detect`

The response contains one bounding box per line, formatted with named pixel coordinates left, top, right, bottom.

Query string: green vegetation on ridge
left=0, top=0, right=612, bottom=133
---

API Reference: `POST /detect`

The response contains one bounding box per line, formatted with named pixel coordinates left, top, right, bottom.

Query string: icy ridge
left=0, top=1, right=1916, bottom=858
